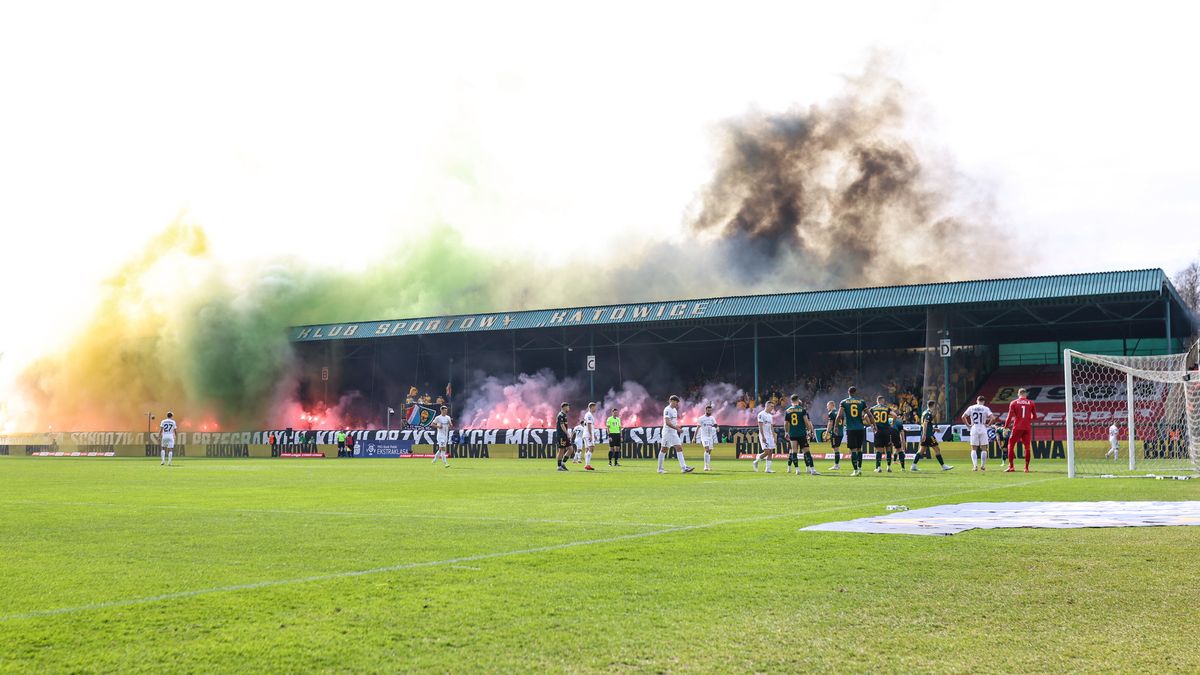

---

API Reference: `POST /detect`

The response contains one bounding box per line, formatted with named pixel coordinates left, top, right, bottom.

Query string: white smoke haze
left=459, top=371, right=773, bottom=429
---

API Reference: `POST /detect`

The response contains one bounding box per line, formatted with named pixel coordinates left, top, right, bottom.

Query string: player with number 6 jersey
left=836, top=387, right=869, bottom=476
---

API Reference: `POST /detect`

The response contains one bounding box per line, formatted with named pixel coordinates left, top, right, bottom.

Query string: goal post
left=1064, top=345, right=1200, bottom=478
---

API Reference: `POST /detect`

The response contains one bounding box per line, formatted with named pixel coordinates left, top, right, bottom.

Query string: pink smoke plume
left=270, top=391, right=364, bottom=430
left=459, top=369, right=772, bottom=429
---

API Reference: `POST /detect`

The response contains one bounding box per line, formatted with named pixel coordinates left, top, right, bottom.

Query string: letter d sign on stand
left=938, top=339, right=951, bottom=358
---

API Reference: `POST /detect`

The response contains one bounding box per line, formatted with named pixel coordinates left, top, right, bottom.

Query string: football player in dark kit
left=869, top=396, right=895, bottom=473
left=835, top=387, right=870, bottom=476
left=784, top=395, right=819, bottom=475
left=825, top=400, right=843, bottom=471
left=912, top=405, right=954, bottom=472
left=555, top=402, right=572, bottom=471
left=889, top=409, right=909, bottom=471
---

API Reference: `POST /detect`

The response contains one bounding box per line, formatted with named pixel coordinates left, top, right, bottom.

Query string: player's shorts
left=1008, top=428, right=1031, bottom=448
left=609, top=432, right=621, bottom=447
left=789, top=435, right=809, bottom=449
left=337, top=441, right=346, bottom=450
left=845, top=429, right=865, bottom=450
left=1110, top=440, right=1119, bottom=450
left=700, top=438, right=715, bottom=450
left=969, top=426, right=989, bottom=446
left=828, top=431, right=842, bottom=448
left=662, top=429, right=682, bottom=448
left=920, top=434, right=939, bottom=448
left=557, top=434, right=570, bottom=449
left=436, top=437, right=449, bottom=448
left=890, top=429, right=907, bottom=448
left=161, top=435, right=175, bottom=450
left=873, top=427, right=891, bottom=447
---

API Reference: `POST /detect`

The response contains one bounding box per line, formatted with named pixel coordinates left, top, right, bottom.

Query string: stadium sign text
left=291, top=301, right=717, bottom=342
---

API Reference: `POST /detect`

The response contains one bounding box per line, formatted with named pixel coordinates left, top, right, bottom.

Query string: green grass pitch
left=2, top=450, right=1198, bottom=673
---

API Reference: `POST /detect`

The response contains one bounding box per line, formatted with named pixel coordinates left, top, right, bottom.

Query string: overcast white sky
left=1, top=0, right=1198, bottom=374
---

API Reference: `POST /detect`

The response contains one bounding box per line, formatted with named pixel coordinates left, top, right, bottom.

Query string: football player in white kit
left=696, top=404, right=718, bottom=471
left=1106, top=422, right=1120, bottom=459
left=658, top=395, right=694, bottom=474
left=961, top=396, right=994, bottom=471
left=753, top=401, right=777, bottom=473
left=582, top=402, right=597, bottom=471
left=572, top=421, right=586, bottom=463
left=159, top=411, right=177, bottom=466
left=432, top=406, right=452, bottom=467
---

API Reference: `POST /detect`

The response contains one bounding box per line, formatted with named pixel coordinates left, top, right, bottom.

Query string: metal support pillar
left=753, top=321, right=759, bottom=405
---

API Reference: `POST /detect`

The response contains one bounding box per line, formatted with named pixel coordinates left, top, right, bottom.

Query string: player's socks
left=970, top=450, right=978, bottom=469
left=677, top=450, right=687, bottom=469
left=585, top=450, right=592, bottom=466
left=936, top=454, right=946, bottom=467
left=167, top=451, right=173, bottom=465
left=875, top=452, right=882, bottom=469
left=764, top=458, right=773, bottom=473
left=704, top=451, right=711, bottom=469
left=803, top=451, right=813, bottom=468
left=833, top=451, right=840, bottom=467
left=658, top=451, right=666, bottom=472
left=160, top=450, right=166, bottom=464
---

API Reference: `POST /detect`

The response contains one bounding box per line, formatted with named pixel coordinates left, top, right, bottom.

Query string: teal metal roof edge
left=289, top=269, right=1170, bottom=342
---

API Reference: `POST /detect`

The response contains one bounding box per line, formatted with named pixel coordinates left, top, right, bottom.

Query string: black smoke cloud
left=689, top=66, right=999, bottom=289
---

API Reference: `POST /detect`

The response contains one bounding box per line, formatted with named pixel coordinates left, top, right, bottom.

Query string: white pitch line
left=0, top=500, right=681, bottom=529
left=0, top=476, right=1060, bottom=622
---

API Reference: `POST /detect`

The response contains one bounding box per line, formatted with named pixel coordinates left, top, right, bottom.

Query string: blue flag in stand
left=406, top=404, right=437, bottom=428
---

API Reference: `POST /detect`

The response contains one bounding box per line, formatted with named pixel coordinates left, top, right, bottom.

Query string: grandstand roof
left=290, top=268, right=1190, bottom=342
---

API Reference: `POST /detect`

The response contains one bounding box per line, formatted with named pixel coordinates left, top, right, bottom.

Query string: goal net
left=1065, top=345, right=1200, bottom=478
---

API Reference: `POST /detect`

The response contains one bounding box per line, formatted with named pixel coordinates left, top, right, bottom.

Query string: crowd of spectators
left=680, top=351, right=926, bottom=412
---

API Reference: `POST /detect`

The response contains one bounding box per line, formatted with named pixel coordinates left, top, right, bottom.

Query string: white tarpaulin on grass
left=802, top=501, right=1200, bottom=536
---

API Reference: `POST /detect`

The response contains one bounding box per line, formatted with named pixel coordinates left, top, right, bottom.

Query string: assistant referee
left=606, top=408, right=622, bottom=466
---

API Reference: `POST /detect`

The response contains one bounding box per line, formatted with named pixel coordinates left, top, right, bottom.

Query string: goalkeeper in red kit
left=1004, top=388, right=1037, bottom=472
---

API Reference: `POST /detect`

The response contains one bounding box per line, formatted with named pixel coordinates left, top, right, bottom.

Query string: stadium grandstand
left=289, top=269, right=1198, bottom=431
